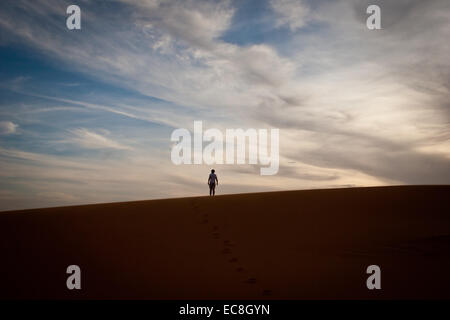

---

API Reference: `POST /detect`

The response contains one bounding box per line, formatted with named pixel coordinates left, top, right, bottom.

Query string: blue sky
left=0, top=0, right=449, bottom=210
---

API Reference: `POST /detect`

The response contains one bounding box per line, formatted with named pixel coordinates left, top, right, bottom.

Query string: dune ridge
left=1, top=185, right=449, bottom=299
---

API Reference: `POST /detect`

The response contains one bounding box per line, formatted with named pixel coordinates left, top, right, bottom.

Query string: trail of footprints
left=192, top=199, right=272, bottom=297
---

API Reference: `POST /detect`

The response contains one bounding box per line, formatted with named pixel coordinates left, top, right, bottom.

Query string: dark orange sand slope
left=1, top=186, right=450, bottom=299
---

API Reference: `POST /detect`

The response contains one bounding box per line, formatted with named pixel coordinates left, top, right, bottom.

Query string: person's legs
left=209, top=183, right=215, bottom=196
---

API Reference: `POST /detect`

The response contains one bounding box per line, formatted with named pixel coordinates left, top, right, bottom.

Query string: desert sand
left=0, top=185, right=449, bottom=299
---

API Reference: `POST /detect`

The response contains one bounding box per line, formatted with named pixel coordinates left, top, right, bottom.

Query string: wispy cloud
left=67, top=128, right=132, bottom=150
left=0, top=121, right=18, bottom=135
left=270, top=0, right=311, bottom=31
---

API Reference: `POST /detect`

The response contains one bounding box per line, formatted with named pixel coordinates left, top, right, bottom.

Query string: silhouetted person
left=208, top=169, right=218, bottom=196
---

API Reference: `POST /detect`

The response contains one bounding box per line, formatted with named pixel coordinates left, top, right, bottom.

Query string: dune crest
left=1, top=186, right=449, bottom=299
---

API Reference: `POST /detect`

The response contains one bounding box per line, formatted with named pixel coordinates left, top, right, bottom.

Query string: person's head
left=211, top=169, right=215, bottom=173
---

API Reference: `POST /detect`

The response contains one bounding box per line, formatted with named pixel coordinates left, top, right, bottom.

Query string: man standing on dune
left=208, top=169, right=219, bottom=196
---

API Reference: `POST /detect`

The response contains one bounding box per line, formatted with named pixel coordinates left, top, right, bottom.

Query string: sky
left=0, top=0, right=449, bottom=211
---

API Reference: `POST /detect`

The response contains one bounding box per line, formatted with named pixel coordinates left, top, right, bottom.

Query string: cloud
left=68, top=128, right=132, bottom=150
left=270, top=0, right=310, bottom=31
left=127, top=0, right=234, bottom=48
left=0, top=121, right=18, bottom=135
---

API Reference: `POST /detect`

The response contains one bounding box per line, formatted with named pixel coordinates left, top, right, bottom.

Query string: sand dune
left=1, top=186, right=449, bottom=299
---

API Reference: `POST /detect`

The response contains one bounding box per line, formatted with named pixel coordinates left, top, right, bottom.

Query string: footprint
left=245, top=278, right=257, bottom=284
left=229, top=257, right=238, bottom=263
left=197, top=213, right=208, bottom=224
left=212, top=232, right=220, bottom=239
left=213, top=226, right=219, bottom=231
left=221, top=248, right=232, bottom=254
left=223, top=240, right=236, bottom=247
left=262, top=289, right=272, bottom=296
left=236, top=267, right=244, bottom=272
left=191, top=200, right=200, bottom=210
